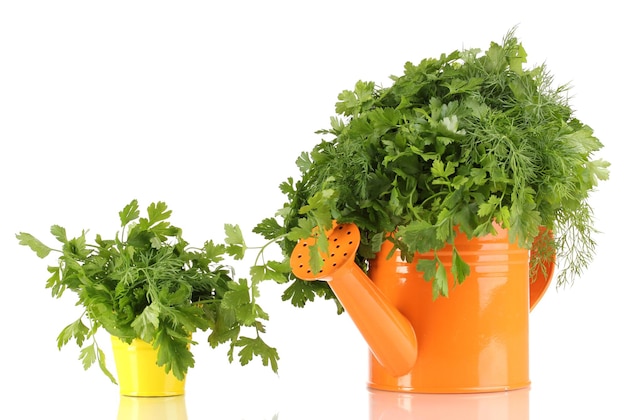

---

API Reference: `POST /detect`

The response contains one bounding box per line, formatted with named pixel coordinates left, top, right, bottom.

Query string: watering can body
left=290, top=222, right=554, bottom=393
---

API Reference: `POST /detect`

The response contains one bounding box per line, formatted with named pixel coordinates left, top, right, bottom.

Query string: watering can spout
left=290, top=223, right=418, bottom=377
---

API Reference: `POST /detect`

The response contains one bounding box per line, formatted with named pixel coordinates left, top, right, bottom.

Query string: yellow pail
left=111, top=336, right=186, bottom=397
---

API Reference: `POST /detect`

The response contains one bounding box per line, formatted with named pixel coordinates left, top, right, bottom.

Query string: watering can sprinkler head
left=290, top=222, right=361, bottom=282
left=289, top=222, right=419, bottom=377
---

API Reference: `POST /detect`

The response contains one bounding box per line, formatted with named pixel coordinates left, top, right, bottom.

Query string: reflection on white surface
left=117, top=395, right=187, bottom=420
left=369, top=387, right=529, bottom=420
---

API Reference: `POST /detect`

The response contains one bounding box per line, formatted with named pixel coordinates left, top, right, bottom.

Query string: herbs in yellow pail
left=111, top=336, right=186, bottom=397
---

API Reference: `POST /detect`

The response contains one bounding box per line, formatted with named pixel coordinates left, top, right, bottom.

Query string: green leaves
left=250, top=260, right=289, bottom=284
left=119, top=199, right=140, bottom=226
left=224, top=223, right=246, bottom=260
left=281, top=278, right=341, bottom=313
left=451, top=248, right=470, bottom=286
left=202, top=239, right=228, bottom=263
left=251, top=28, right=609, bottom=307
left=16, top=232, right=52, bottom=258
left=131, top=304, right=160, bottom=339
left=443, top=77, right=483, bottom=97
left=397, top=220, right=441, bottom=254
left=414, top=248, right=469, bottom=300
left=431, top=159, right=457, bottom=179
left=416, top=258, right=447, bottom=299
left=57, top=318, right=89, bottom=349
left=509, top=187, right=542, bottom=248
left=336, top=80, right=376, bottom=116
left=236, top=336, right=279, bottom=373
left=154, top=330, right=195, bottom=380
left=222, top=279, right=259, bottom=326
left=17, top=200, right=280, bottom=384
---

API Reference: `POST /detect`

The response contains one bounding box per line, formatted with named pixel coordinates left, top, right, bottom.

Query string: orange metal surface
left=290, top=222, right=554, bottom=393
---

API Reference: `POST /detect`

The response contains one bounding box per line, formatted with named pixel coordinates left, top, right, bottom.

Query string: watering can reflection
left=290, top=222, right=554, bottom=393
left=369, top=387, right=530, bottom=420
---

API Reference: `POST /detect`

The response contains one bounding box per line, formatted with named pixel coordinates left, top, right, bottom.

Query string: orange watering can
left=290, top=222, right=554, bottom=393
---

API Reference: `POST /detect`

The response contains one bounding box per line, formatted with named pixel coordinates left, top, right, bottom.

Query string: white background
left=1, top=1, right=624, bottom=419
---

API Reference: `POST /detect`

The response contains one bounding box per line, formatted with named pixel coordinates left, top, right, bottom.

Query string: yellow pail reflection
left=117, top=395, right=187, bottom=420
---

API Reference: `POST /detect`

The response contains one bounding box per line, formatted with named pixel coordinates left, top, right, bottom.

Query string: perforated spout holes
left=290, top=222, right=361, bottom=281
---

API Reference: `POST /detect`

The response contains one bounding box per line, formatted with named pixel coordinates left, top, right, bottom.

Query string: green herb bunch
left=251, top=29, right=610, bottom=307
left=17, top=200, right=279, bottom=383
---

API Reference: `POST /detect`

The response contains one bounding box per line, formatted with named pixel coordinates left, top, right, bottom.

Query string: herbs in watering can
left=247, top=28, right=610, bottom=307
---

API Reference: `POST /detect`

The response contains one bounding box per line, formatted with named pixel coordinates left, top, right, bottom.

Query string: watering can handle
left=528, top=228, right=556, bottom=311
